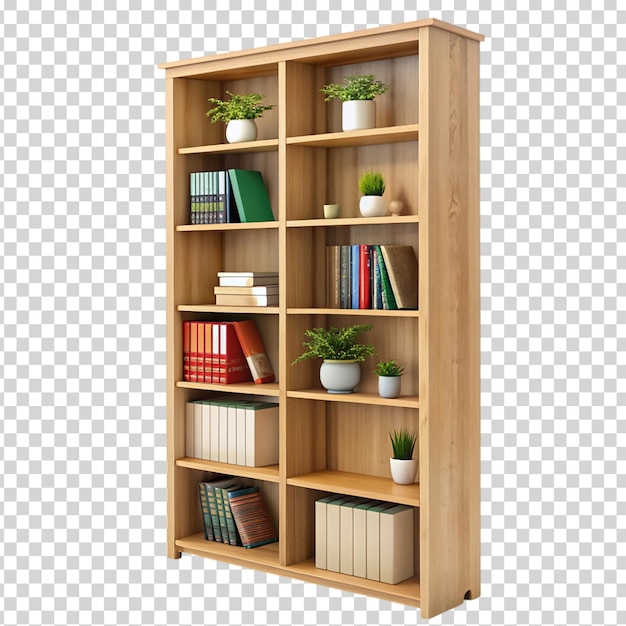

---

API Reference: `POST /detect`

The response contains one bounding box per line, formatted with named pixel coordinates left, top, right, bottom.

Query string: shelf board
left=176, top=380, right=280, bottom=396
left=176, top=458, right=280, bottom=482
left=287, top=124, right=419, bottom=148
left=287, top=469, right=420, bottom=507
left=288, top=389, right=419, bottom=408
left=287, top=308, right=419, bottom=318
left=176, top=221, right=279, bottom=232
left=178, top=138, right=279, bottom=154
left=286, top=214, right=419, bottom=228
left=287, top=559, right=420, bottom=608
left=177, top=304, right=279, bottom=314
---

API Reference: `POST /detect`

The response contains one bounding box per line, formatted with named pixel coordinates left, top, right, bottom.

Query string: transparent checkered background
left=0, top=1, right=623, bottom=625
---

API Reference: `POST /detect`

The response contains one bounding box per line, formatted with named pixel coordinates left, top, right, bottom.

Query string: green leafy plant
left=389, top=427, right=417, bottom=460
left=359, top=170, right=385, bottom=196
left=320, top=74, right=390, bottom=102
left=206, top=91, right=276, bottom=123
left=375, top=359, right=405, bottom=377
left=291, top=324, right=376, bottom=364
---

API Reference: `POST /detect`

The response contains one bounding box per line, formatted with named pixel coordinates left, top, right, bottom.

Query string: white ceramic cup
left=323, top=204, right=340, bottom=218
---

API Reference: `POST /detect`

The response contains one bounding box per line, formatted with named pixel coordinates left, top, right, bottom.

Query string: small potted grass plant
left=320, top=74, right=390, bottom=131
left=206, top=91, right=276, bottom=143
left=375, top=359, right=405, bottom=398
left=389, top=426, right=418, bottom=485
left=358, top=170, right=387, bottom=217
left=291, top=324, right=376, bottom=394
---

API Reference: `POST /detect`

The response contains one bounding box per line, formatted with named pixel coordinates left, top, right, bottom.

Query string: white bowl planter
left=226, top=119, right=258, bottom=143
left=342, top=100, right=376, bottom=131
left=378, top=375, right=402, bottom=398
left=359, top=195, right=387, bottom=217
left=390, top=458, right=418, bottom=485
left=319, top=360, right=361, bottom=394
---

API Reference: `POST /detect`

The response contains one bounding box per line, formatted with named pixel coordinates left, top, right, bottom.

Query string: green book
left=228, top=169, right=274, bottom=223
left=374, top=245, right=397, bottom=310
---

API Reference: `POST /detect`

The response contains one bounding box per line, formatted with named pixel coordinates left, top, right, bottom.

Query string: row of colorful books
left=214, top=271, right=279, bottom=307
left=189, top=169, right=274, bottom=224
left=183, top=319, right=274, bottom=384
left=315, top=495, right=414, bottom=584
left=186, top=398, right=278, bottom=467
left=199, top=477, right=277, bottom=549
left=326, top=244, right=418, bottom=310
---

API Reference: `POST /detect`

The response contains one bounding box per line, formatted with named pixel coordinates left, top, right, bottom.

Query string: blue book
left=351, top=244, right=360, bottom=309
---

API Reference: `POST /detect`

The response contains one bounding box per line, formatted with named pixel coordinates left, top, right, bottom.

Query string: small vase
left=378, top=375, right=402, bottom=398
left=359, top=195, right=387, bottom=217
left=390, top=458, right=418, bottom=485
left=226, top=119, right=258, bottom=143
left=342, top=100, right=376, bottom=132
left=319, top=360, right=361, bottom=394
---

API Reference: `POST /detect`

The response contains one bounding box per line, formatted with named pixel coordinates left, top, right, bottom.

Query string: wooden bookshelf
left=161, top=18, right=483, bottom=618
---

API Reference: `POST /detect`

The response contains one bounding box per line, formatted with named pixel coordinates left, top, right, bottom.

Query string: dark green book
left=228, top=169, right=275, bottom=223
left=199, top=483, right=214, bottom=541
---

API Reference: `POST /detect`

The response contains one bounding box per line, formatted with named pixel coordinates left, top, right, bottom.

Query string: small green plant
left=320, top=74, right=390, bottom=102
left=291, top=324, right=376, bottom=364
left=389, top=427, right=417, bottom=460
left=206, top=91, right=276, bottom=123
left=375, top=359, right=405, bottom=377
left=359, top=170, right=385, bottom=196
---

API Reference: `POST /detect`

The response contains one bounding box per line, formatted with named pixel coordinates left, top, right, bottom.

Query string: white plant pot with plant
left=375, top=359, right=404, bottom=398
left=389, top=427, right=418, bottom=485
left=206, top=90, right=275, bottom=143
left=358, top=170, right=387, bottom=217
left=320, top=74, right=390, bottom=132
left=291, top=324, right=376, bottom=394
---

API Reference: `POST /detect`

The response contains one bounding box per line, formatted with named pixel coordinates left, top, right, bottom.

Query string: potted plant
left=389, top=426, right=418, bottom=485
left=375, top=359, right=405, bottom=398
left=320, top=74, right=390, bottom=131
left=358, top=170, right=387, bottom=217
left=291, top=324, right=376, bottom=394
left=206, top=91, right=276, bottom=143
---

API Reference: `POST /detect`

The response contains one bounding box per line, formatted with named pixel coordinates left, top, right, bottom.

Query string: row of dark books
left=326, top=244, right=418, bottom=310
left=199, top=477, right=277, bottom=549
left=189, top=169, right=274, bottom=224
left=183, top=318, right=274, bottom=384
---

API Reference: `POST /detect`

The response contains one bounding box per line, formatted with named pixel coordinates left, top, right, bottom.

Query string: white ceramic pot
left=390, top=458, right=418, bottom=485
left=378, top=375, right=402, bottom=398
left=359, top=195, right=387, bottom=217
left=319, top=360, right=361, bottom=394
left=226, top=119, right=258, bottom=143
left=342, top=100, right=376, bottom=132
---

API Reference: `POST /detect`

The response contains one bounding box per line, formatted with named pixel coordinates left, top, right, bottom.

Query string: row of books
left=214, top=271, right=279, bottom=307
left=186, top=398, right=279, bottom=467
left=183, top=319, right=275, bottom=384
left=199, top=478, right=277, bottom=549
left=326, top=244, right=418, bottom=310
left=189, top=169, right=274, bottom=224
left=315, top=495, right=414, bottom=584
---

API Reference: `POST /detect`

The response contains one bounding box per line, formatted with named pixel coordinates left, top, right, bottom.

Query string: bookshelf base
left=174, top=534, right=421, bottom=608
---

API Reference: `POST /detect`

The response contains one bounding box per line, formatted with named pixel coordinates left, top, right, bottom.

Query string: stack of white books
left=315, top=495, right=414, bottom=584
left=215, top=271, right=279, bottom=307
left=185, top=398, right=279, bottom=467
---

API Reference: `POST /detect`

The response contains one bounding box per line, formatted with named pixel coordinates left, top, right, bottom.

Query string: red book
left=232, top=320, right=275, bottom=384
left=359, top=245, right=372, bottom=309
left=216, top=322, right=253, bottom=384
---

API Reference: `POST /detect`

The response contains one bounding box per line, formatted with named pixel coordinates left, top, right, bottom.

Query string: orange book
left=232, top=320, right=275, bottom=384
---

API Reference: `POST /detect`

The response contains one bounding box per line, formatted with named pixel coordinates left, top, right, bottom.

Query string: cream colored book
left=315, top=495, right=336, bottom=570
left=209, top=400, right=220, bottom=461
left=226, top=400, right=238, bottom=465
left=380, top=245, right=418, bottom=309
left=201, top=401, right=211, bottom=460
left=353, top=500, right=379, bottom=579
left=215, top=293, right=279, bottom=307
left=326, top=496, right=356, bottom=572
left=366, top=502, right=395, bottom=581
left=379, top=505, right=415, bottom=584
left=245, top=401, right=279, bottom=467
left=194, top=400, right=203, bottom=459
left=236, top=402, right=247, bottom=466
left=185, top=401, right=194, bottom=458
left=214, top=285, right=280, bottom=296
left=218, top=401, right=229, bottom=463
left=340, top=498, right=369, bottom=575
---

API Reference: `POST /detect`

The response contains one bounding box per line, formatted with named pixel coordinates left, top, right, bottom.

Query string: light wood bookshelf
left=160, top=18, right=483, bottom=618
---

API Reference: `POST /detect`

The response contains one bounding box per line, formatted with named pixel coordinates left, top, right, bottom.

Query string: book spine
left=351, top=244, right=360, bottom=309
left=326, top=246, right=341, bottom=308
left=232, top=320, right=275, bottom=384
left=340, top=245, right=351, bottom=309
left=206, top=485, right=222, bottom=542
left=359, top=244, right=372, bottom=309
left=199, top=483, right=214, bottom=541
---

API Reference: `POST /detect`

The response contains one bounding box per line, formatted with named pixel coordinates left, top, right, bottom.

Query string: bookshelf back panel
left=222, top=228, right=279, bottom=273
left=175, top=231, right=223, bottom=305
left=327, top=404, right=419, bottom=479
left=284, top=398, right=327, bottom=477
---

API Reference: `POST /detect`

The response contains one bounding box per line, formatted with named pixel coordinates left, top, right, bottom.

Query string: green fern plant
left=374, top=359, right=404, bottom=377
left=358, top=170, right=385, bottom=196
left=320, top=74, right=390, bottom=102
left=389, top=427, right=417, bottom=460
left=206, top=91, right=275, bottom=123
left=291, top=324, right=376, bottom=364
